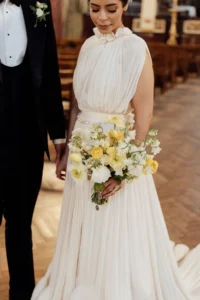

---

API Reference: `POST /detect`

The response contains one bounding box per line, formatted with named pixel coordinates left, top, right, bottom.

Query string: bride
left=32, top=0, right=200, bottom=299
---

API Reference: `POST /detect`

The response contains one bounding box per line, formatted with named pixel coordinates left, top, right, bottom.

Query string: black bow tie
left=0, top=0, right=21, bottom=6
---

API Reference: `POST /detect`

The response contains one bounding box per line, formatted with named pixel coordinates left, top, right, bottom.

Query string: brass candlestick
left=167, top=0, right=179, bottom=46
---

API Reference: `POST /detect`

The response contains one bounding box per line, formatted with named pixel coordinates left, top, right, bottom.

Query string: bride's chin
left=97, top=25, right=112, bottom=34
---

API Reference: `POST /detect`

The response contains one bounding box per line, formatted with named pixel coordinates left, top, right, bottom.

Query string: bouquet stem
left=92, top=183, right=108, bottom=210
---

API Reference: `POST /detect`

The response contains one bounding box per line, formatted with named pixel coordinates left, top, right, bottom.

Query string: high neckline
left=93, top=27, right=132, bottom=44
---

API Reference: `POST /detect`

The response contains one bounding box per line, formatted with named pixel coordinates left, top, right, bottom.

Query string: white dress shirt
left=0, top=0, right=66, bottom=144
left=0, top=0, right=27, bottom=67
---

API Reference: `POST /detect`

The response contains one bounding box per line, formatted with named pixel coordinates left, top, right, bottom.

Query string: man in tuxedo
left=0, top=0, right=66, bottom=299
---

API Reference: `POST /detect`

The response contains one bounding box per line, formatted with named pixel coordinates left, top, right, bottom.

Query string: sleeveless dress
left=31, top=27, right=200, bottom=300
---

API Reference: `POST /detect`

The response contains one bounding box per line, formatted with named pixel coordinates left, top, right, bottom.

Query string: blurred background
left=1, top=1, right=200, bottom=298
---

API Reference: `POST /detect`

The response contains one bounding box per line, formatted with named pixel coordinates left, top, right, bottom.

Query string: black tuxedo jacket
left=0, top=0, right=65, bottom=158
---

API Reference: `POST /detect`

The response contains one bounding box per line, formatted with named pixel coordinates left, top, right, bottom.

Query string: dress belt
left=77, top=111, right=128, bottom=125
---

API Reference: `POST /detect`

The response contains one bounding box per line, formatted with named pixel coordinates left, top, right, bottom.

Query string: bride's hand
left=101, top=178, right=125, bottom=198
left=56, top=152, right=68, bottom=181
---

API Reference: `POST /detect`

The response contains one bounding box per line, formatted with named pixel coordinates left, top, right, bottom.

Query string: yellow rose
left=142, top=158, right=159, bottom=175
left=91, top=146, right=103, bottom=159
left=69, top=153, right=82, bottom=163
left=109, top=130, right=124, bottom=141
left=151, top=160, right=159, bottom=174
left=106, top=147, right=116, bottom=156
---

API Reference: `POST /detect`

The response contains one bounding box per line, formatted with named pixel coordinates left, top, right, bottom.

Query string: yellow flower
left=142, top=158, right=159, bottom=175
left=106, top=147, right=116, bottom=156
left=105, top=115, right=125, bottom=128
left=151, top=160, right=159, bottom=174
left=103, top=141, right=110, bottom=150
left=72, top=169, right=83, bottom=179
left=91, top=146, right=103, bottom=159
left=109, top=130, right=124, bottom=141
left=109, top=155, right=125, bottom=171
left=69, top=153, right=82, bottom=163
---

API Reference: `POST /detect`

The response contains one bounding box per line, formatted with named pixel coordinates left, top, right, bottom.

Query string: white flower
left=151, top=139, right=160, bottom=147
left=72, top=128, right=90, bottom=141
left=130, top=145, right=139, bottom=152
left=148, top=129, right=158, bottom=136
left=68, top=144, right=81, bottom=153
left=68, top=164, right=87, bottom=183
left=91, top=131, right=98, bottom=139
left=147, top=154, right=154, bottom=159
left=128, top=130, right=136, bottom=140
left=36, top=1, right=47, bottom=9
left=36, top=1, right=42, bottom=8
left=125, top=136, right=131, bottom=143
left=69, top=153, right=82, bottom=164
left=115, top=169, right=124, bottom=176
left=124, top=158, right=133, bottom=166
left=151, top=147, right=162, bottom=155
left=128, top=166, right=140, bottom=177
left=91, top=166, right=111, bottom=183
left=36, top=8, right=44, bottom=17
left=117, top=141, right=129, bottom=154
left=82, top=142, right=92, bottom=152
left=126, top=112, right=135, bottom=125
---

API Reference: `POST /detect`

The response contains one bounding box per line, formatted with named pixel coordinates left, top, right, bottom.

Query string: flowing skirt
left=31, top=114, right=200, bottom=300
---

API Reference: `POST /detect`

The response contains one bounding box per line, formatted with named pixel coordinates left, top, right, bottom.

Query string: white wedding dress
left=31, top=28, right=200, bottom=300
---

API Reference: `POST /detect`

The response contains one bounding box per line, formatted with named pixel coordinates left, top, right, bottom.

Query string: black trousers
left=0, top=59, right=44, bottom=300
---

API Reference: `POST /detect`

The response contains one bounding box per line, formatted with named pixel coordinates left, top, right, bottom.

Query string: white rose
left=91, top=166, right=111, bottom=183
left=36, top=8, right=44, bottom=17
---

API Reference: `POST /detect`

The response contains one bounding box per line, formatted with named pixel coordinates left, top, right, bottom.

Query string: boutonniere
left=30, top=2, right=50, bottom=28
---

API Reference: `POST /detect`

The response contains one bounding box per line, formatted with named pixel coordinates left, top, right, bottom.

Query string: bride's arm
left=131, top=51, right=154, bottom=143
left=56, top=97, right=80, bottom=180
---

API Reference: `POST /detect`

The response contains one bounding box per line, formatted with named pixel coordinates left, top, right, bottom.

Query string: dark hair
left=121, top=0, right=129, bottom=7
left=88, top=0, right=129, bottom=8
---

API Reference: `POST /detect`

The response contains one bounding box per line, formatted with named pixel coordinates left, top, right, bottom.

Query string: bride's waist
left=77, top=111, right=128, bottom=125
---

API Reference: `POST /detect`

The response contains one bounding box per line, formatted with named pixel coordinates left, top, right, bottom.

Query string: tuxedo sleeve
left=42, top=0, right=65, bottom=140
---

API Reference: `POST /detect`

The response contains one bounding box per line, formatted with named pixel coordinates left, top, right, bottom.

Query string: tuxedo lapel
left=21, top=0, right=46, bottom=88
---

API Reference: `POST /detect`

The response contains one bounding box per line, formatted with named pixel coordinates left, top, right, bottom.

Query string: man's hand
left=54, top=143, right=66, bottom=168
left=56, top=153, right=68, bottom=180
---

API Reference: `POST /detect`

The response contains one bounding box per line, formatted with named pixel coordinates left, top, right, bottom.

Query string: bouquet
left=68, top=112, right=161, bottom=210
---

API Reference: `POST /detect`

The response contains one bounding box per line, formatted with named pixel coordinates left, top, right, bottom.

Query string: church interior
left=0, top=0, right=200, bottom=298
